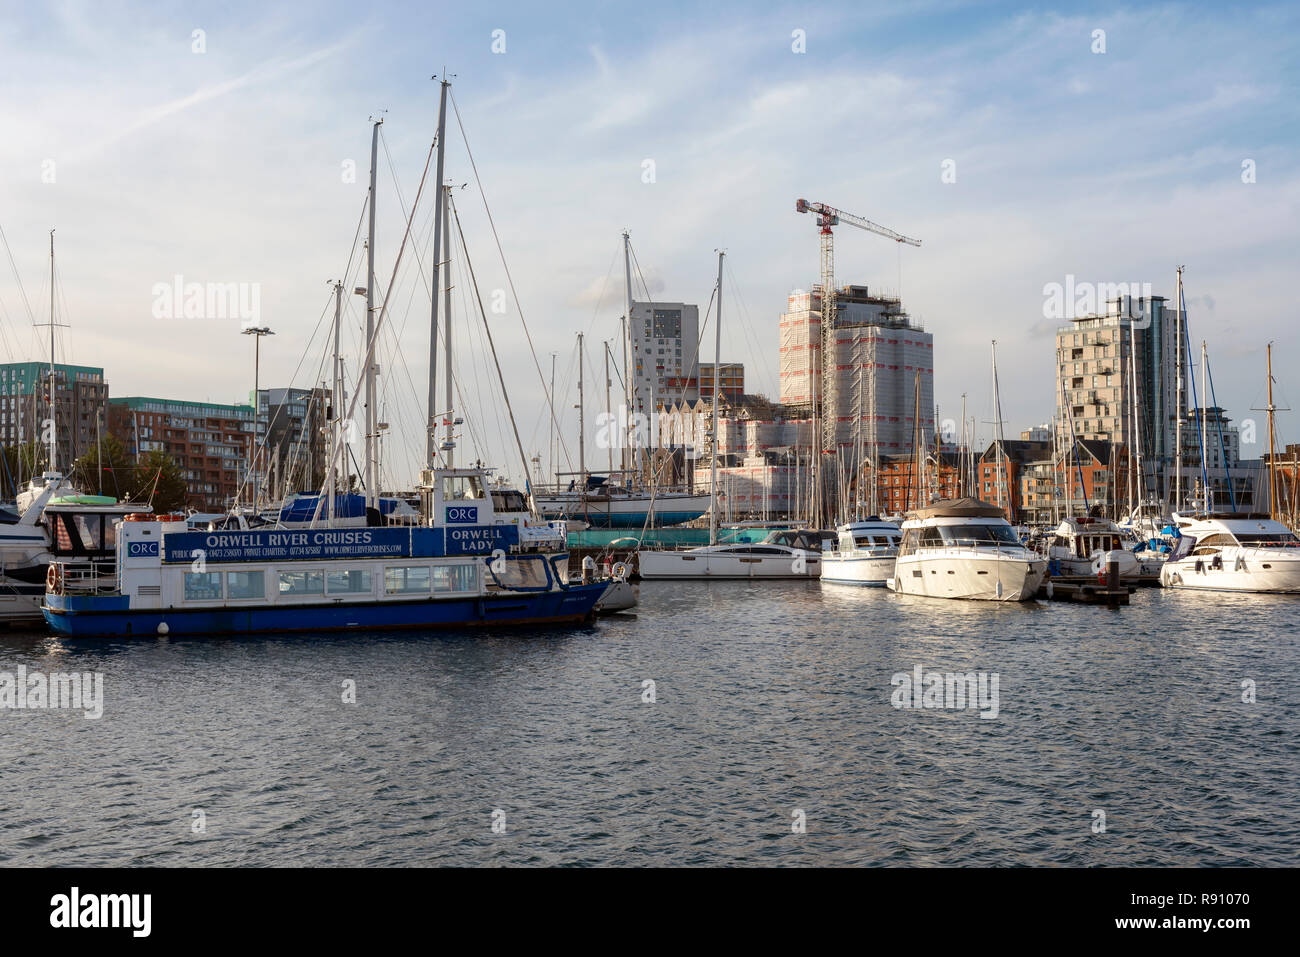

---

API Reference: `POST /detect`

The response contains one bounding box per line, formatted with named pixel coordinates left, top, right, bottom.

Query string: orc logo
left=445, top=506, right=478, bottom=524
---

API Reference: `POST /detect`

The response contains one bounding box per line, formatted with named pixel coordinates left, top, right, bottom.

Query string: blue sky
left=1, top=0, right=1297, bottom=486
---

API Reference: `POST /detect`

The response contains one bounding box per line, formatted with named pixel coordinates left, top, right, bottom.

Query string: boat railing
left=55, top=559, right=119, bottom=596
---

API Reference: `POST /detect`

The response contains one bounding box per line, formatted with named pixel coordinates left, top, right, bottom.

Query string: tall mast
left=427, top=76, right=449, bottom=469
left=992, top=340, right=1006, bottom=515
left=577, top=332, right=586, bottom=482
left=364, top=117, right=381, bottom=510
left=442, top=184, right=454, bottom=469
left=959, top=393, right=968, bottom=498
left=710, top=250, right=724, bottom=546
left=1267, top=342, right=1279, bottom=521
left=603, top=341, right=614, bottom=476
left=47, top=229, right=56, bottom=474
left=1199, top=340, right=1210, bottom=512
left=329, top=280, right=342, bottom=523
left=1174, top=265, right=1184, bottom=513
left=622, top=230, right=635, bottom=484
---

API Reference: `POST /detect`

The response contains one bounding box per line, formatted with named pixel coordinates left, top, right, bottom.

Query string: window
left=327, top=569, right=373, bottom=594
left=226, top=570, right=265, bottom=599
left=386, top=566, right=431, bottom=594
left=433, top=564, right=479, bottom=593
left=441, top=474, right=484, bottom=501
left=279, top=570, right=324, bottom=595
left=184, top=572, right=223, bottom=600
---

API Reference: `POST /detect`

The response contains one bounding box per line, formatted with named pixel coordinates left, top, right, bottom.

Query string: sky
left=1, top=0, right=1297, bottom=489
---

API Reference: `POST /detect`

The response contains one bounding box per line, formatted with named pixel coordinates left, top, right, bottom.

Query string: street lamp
left=243, top=325, right=274, bottom=511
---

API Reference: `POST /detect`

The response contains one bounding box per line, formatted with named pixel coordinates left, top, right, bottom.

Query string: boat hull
left=1160, top=555, right=1300, bottom=593
left=819, top=554, right=895, bottom=586
left=534, top=493, right=712, bottom=529
left=637, top=550, right=818, bottom=579
left=890, top=552, right=1048, bottom=601
left=42, top=584, right=607, bottom=638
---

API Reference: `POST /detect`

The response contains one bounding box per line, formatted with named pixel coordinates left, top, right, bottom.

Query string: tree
left=131, top=450, right=190, bottom=513
left=71, top=434, right=135, bottom=500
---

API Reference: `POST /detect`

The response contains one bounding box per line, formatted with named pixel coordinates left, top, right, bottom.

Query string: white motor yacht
left=1160, top=513, right=1300, bottom=593
left=819, top=518, right=900, bottom=586
left=890, top=498, right=1048, bottom=602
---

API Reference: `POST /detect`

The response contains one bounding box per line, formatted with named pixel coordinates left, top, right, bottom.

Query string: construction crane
left=795, top=198, right=920, bottom=521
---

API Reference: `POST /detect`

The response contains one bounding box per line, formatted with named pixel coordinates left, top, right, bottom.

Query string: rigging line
left=448, top=89, right=575, bottom=478
left=449, top=193, right=537, bottom=508
left=0, top=221, right=37, bottom=324
left=316, top=135, right=437, bottom=516
left=233, top=282, right=337, bottom=509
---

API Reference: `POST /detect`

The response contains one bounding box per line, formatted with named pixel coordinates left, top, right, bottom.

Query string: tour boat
left=1159, top=513, right=1300, bottom=593
left=42, top=466, right=607, bottom=637
left=889, top=498, right=1048, bottom=601
left=819, top=518, right=901, bottom=586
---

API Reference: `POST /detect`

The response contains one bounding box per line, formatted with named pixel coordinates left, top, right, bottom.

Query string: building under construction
left=778, top=283, right=935, bottom=458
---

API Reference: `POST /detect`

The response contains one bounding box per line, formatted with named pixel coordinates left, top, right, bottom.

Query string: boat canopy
left=906, top=497, right=1005, bottom=520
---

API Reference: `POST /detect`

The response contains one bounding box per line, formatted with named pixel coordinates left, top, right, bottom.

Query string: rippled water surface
left=2, top=582, right=1297, bottom=866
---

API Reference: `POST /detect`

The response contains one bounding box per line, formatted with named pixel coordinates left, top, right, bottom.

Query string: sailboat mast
left=364, top=118, right=381, bottom=510
left=427, top=77, right=449, bottom=469
left=329, top=280, right=342, bottom=522
left=577, top=332, right=585, bottom=481
left=1174, top=265, right=1184, bottom=513
left=1199, top=340, right=1210, bottom=512
left=1267, top=342, right=1278, bottom=521
left=622, top=231, right=635, bottom=485
left=442, top=184, right=454, bottom=469
left=603, top=341, right=614, bottom=477
left=47, top=229, right=56, bottom=474
left=992, top=340, right=1006, bottom=515
left=710, top=251, right=724, bottom=546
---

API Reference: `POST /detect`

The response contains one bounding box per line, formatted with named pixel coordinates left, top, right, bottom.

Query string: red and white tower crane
left=795, top=198, right=920, bottom=520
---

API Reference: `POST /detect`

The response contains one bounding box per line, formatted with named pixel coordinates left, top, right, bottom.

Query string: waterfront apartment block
left=108, top=397, right=257, bottom=511
left=258, top=386, right=331, bottom=497
left=0, top=362, right=109, bottom=472
left=629, top=300, right=701, bottom=413
left=779, top=284, right=934, bottom=458
left=697, top=362, right=744, bottom=401
left=1054, top=296, right=1181, bottom=478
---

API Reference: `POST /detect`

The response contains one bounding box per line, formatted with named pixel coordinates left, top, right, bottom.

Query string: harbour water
left=2, top=582, right=1296, bottom=866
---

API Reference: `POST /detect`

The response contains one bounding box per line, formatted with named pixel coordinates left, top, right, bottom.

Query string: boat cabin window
left=490, top=490, right=527, bottom=512
left=918, top=527, right=943, bottom=547
left=939, top=524, right=1020, bottom=547
left=1194, top=533, right=1235, bottom=552
left=488, top=555, right=551, bottom=590
left=327, top=569, right=373, bottom=594
left=48, top=512, right=113, bottom=555
left=184, top=572, right=223, bottom=601
left=385, top=566, right=431, bottom=595
left=442, top=475, right=485, bottom=502
left=226, top=571, right=266, bottom=600
left=279, top=570, right=324, bottom=596
left=433, top=564, right=479, bottom=593
left=1234, top=532, right=1300, bottom=547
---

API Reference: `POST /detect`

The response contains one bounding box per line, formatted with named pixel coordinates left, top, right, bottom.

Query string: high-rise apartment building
left=629, top=301, right=701, bottom=413
left=0, top=362, right=109, bottom=471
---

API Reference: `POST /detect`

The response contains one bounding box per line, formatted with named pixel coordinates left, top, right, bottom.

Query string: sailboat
left=0, top=231, right=150, bottom=624
left=42, top=81, right=608, bottom=637
left=531, top=231, right=712, bottom=529
left=1160, top=343, right=1300, bottom=592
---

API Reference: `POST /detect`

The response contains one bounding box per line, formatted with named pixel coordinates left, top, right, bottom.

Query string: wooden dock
left=1036, top=578, right=1132, bottom=605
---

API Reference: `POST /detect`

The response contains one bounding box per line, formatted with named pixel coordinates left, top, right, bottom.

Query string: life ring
left=124, top=513, right=152, bottom=522
left=46, top=563, right=63, bottom=595
left=611, top=561, right=629, bottom=581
